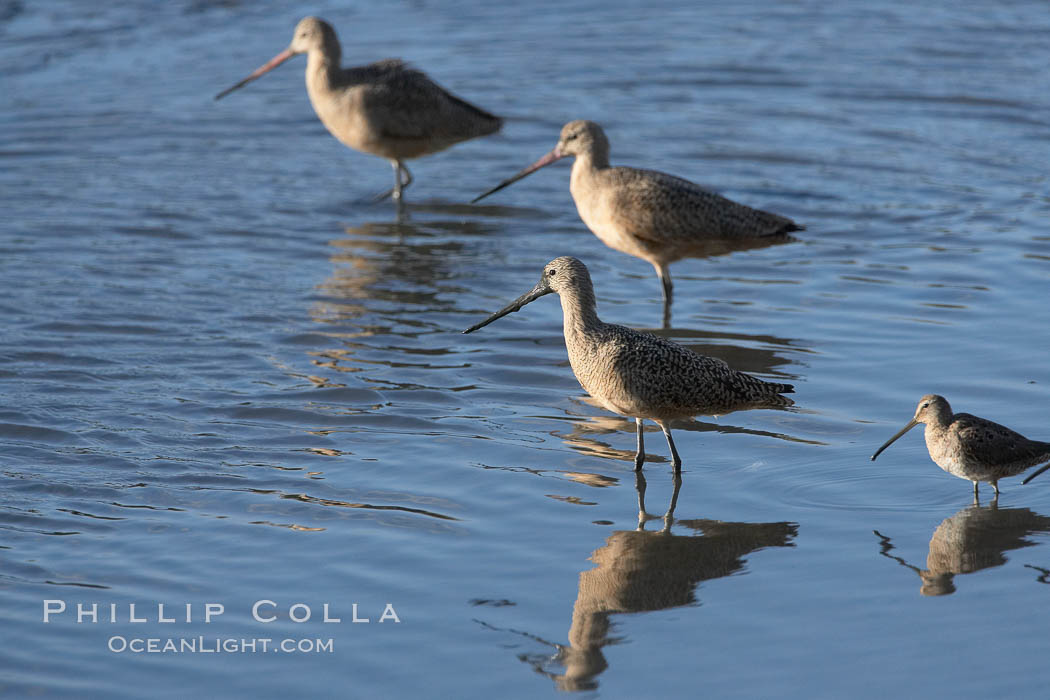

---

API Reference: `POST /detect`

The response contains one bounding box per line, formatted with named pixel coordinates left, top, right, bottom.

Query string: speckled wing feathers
left=606, top=167, right=800, bottom=255
left=597, top=323, right=793, bottom=420
left=350, top=60, right=501, bottom=145
left=953, top=414, right=1050, bottom=472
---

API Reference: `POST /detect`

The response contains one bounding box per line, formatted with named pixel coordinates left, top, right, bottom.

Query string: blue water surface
left=2, top=0, right=1050, bottom=697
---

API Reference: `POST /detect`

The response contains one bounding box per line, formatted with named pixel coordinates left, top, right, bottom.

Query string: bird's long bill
left=470, top=149, right=565, bottom=203
left=870, top=419, right=919, bottom=461
left=215, top=48, right=295, bottom=100
left=462, top=281, right=552, bottom=334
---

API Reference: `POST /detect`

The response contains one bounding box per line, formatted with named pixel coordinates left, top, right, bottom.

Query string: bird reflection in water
left=308, top=214, right=499, bottom=379
left=874, top=500, right=1050, bottom=596
left=313, top=200, right=551, bottom=327
left=316, top=214, right=494, bottom=318
left=505, top=475, right=798, bottom=691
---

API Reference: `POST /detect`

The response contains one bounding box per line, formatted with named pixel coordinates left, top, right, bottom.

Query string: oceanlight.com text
left=108, top=636, right=335, bottom=654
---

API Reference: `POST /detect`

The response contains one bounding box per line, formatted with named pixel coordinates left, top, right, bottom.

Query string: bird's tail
left=749, top=379, right=794, bottom=408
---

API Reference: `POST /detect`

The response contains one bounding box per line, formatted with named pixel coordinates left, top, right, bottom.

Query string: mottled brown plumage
left=871, top=394, right=1050, bottom=497
left=216, top=17, right=501, bottom=201
left=463, top=257, right=794, bottom=473
left=472, top=121, right=801, bottom=322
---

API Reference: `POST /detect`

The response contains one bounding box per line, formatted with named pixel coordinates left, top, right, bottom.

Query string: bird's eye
left=921, top=403, right=929, bottom=409
left=547, top=268, right=556, bottom=277
left=566, top=133, right=577, bottom=141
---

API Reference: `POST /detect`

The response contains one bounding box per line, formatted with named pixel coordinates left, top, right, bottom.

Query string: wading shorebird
left=462, top=257, right=794, bottom=474
left=871, top=394, right=1050, bottom=497
left=215, top=16, right=502, bottom=202
left=471, top=120, right=802, bottom=324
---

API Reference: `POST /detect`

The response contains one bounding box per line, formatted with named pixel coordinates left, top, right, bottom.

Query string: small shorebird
left=462, top=257, right=794, bottom=473
left=215, top=16, right=502, bottom=202
left=471, top=120, right=801, bottom=323
left=871, top=394, right=1050, bottom=497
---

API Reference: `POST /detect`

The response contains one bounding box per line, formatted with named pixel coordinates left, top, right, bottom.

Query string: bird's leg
left=634, top=417, right=645, bottom=471
left=659, top=421, right=682, bottom=474
left=972, top=481, right=979, bottom=499
left=373, top=160, right=413, bottom=202
left=992, top=481, right=1001, bottom=497
left=372, top=161, right=399, bottom=202
left=655, top=263, right=673, bottom=328
left=391, top=160, right=405, bottom=201
left=657, top=263, right=673, bottom=306
left=398, top=160, right=414, bottom=193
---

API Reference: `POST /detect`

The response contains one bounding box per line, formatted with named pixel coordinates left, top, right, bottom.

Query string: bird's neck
left=923, top=418, right=948, bottom=443
left=927, top=407, right=953, bottom=432
left=569, top=152, right=608, bottom=203
left=559, top=286, right=602, bottom=342
left=574, top=146, right=610, bottom=173
left=306, top=48, right=341, bottom=92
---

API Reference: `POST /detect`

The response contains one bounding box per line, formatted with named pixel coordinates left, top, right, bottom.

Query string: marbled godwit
left=462, top=257, right=794, bottom=473
left=471, top=120, right=802, bottom=323
left=215, top=16, right=502, bottom=202
left=871, top=394, right=1050, bottom=497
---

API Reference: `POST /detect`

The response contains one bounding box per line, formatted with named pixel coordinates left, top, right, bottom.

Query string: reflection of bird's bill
left=215, top=48, right=296, bottom=100
left=1022, top=461, right=1050, bottom=485
left=471, top=148, right=566, bottom=203
left=871, top=419, right=919, bottom=461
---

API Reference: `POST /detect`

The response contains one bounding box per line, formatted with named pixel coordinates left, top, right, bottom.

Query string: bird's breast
left=571, top=182, right=658, bottom=263
left=566, top=339, right=661, bottom=419
left=306, top=84, right=368, bottom=146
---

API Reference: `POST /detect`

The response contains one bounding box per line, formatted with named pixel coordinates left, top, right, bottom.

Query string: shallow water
left=3, top=0, right=1050, bottom=697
